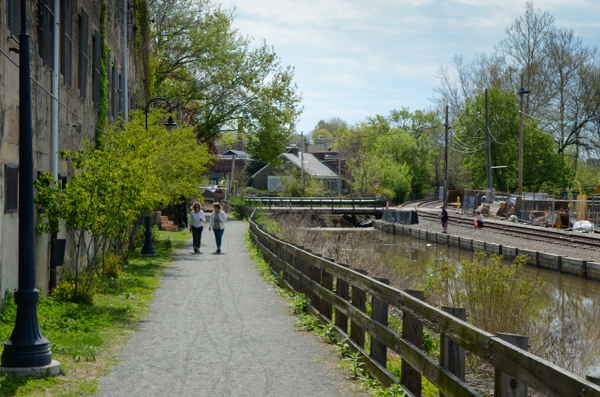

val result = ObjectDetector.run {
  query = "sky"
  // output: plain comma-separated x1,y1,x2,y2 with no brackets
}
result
219,0,600,134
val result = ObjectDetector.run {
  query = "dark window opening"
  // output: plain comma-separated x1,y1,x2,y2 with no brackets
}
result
37,0,55,70
58,174,68,190
61,0,73,87
8,0,21,42
4,164,19,213
79,8,89,99
92,30,101,109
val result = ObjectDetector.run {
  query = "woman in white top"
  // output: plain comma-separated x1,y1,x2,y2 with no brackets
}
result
208,202,227,254
189,202,206,253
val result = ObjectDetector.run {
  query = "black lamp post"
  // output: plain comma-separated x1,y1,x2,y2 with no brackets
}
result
140,98,178,256
0,0,55,370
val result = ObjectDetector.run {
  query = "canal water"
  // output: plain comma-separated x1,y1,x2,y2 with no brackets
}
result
311,226,600,377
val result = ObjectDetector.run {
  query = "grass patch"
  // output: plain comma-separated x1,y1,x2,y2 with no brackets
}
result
0,229,189,396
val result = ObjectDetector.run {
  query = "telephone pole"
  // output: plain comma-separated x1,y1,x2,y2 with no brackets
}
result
444,105,449,207
518,74,530,196
485,89,492,191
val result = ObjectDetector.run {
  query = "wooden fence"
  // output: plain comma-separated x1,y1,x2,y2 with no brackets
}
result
248,210,600,397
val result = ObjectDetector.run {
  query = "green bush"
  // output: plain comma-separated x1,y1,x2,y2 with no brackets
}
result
52,272,95,305
102,253,123,278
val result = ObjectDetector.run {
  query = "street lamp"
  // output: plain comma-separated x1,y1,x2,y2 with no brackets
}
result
141,97,178,256
0,0,60,377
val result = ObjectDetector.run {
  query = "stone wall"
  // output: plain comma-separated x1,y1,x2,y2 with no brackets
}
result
0,0,138,297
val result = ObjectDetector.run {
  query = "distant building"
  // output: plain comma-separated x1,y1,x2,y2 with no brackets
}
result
251,148,340,192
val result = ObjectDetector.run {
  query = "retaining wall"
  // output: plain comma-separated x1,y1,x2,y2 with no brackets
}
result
374,219,600,282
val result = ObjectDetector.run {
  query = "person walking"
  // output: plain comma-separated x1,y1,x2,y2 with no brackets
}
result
189,202,206,253
438,206,449,233
209,202,227,254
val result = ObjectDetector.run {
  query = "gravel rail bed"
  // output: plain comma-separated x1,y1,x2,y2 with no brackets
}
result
414,217,600,263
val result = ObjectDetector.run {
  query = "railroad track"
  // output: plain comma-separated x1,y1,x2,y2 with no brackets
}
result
417,211,600,250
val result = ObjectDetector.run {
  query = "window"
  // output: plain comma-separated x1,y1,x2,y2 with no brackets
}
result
268,176,288,192
92,30,101,109
4,164,18,213
58,174,67,190
106,51,111,120
118,71,123,116
61,0,73,87
79,8,88,99
112,59,118,120
8,0,20,41
38,0,55,70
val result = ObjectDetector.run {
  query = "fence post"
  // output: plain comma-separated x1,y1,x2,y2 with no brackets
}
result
402,289,425,397
440,306,466,397
335,264,351,334
350,269,369,348
495,333,528,397
320,258,335,320
371,277,390,368
309,255,323,309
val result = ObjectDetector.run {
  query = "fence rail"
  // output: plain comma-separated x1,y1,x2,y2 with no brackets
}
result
242,197,385,208
247,209,600,397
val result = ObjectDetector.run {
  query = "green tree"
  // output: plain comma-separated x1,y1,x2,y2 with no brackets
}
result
150,0,302,164
455,88,570,191
35,110,210,294
347,152,412,203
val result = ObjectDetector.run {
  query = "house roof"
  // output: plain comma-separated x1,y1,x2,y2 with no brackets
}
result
221,150,249,158
282,153,337,177
251,152,339,179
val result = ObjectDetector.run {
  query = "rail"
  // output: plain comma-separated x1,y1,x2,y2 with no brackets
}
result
248,209,600,397
242,197,385,209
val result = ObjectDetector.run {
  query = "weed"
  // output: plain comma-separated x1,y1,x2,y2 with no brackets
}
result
335,339,350,358
162,236,174,251
343,352,366,379
289,293,308,315
320,323,336,344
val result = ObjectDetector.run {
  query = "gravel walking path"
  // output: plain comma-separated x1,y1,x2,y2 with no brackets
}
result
98,217,361,397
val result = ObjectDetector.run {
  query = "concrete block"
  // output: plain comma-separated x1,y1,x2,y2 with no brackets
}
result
502,246,518,260
0,360,61,379
459,238,473,251
519,249,538,267
586,262,600,281
437,233,449,246
427,231,437,243
485,243,501,256
538,253,560,271
411,229,420,239
448,236,460,248
472,240,485,252
562,257,586,277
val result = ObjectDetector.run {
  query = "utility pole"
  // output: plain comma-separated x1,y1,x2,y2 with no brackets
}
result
338,136,342,196
518,74,530,196
485,89,492,191
444,105,449,208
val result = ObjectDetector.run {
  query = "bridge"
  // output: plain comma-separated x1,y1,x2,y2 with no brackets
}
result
238,197,386,215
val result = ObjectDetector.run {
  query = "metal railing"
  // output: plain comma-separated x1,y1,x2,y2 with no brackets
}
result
241,197,385,209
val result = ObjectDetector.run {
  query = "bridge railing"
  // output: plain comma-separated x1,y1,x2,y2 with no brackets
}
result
242,197,385,209
248,209,600,397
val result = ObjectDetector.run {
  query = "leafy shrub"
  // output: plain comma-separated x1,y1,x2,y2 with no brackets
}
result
102,253,123,278
162,236,174,251
52,272,95,305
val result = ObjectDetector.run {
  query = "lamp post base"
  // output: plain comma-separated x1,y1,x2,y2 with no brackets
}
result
0,360,61,379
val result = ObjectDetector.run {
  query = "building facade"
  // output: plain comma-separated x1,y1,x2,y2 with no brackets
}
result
0,0,140,298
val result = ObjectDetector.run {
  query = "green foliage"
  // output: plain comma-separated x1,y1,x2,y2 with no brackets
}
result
95,4,109,144
150,0,302,164
455,88,570,191
278,165,327,197
35,110,210,290
288,293,308,315
52,272,96,305
347,152,412,203
423,253,545,334
343,352,366,379
101,253,123,279
162,237,174,251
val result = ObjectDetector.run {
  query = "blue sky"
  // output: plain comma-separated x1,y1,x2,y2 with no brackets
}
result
219,0,600,134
